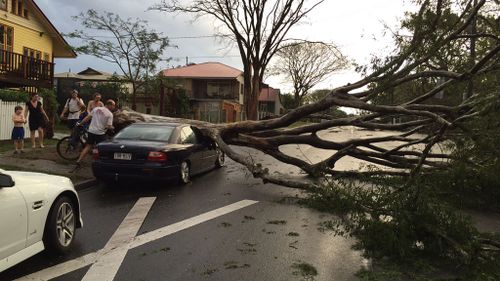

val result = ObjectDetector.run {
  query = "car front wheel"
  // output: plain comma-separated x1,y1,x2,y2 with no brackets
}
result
215,148,225,168
43,196,76,254
179,161,191,184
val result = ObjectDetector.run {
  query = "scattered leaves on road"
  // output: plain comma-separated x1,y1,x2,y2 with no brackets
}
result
267,220,287,225
202,267,218,276
224,261,251,270
292,262,318,279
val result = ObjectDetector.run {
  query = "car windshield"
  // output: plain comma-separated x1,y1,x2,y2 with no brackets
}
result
114,125,175,142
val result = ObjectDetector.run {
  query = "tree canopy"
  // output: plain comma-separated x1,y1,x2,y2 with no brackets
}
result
154,0,324,120
270,42,348,107
67,9,171,110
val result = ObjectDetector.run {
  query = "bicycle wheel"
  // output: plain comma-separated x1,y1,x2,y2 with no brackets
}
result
57,136,83,161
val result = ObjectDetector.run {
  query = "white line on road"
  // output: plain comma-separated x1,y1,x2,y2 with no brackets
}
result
81,197,156,281
130,199,259,249
14,199,258,281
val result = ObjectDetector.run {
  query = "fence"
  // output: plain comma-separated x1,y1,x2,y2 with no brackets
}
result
0,100,31,141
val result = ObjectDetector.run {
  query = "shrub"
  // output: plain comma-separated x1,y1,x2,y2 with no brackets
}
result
0,89,29,102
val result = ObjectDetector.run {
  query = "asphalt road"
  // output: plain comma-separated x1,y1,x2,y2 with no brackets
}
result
1,159,367,281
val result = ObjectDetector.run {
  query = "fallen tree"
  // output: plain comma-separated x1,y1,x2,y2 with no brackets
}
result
115,0,499,190
112,1,500,274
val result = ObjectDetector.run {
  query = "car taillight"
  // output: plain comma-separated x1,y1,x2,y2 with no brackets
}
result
92,148,99,160
147,151,167,162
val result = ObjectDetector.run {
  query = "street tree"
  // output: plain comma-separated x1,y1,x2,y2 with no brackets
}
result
67,10,170,110
270,42,348,107
153,0,325,120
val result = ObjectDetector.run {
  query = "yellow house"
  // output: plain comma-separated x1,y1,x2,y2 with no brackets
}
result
0,0,76,91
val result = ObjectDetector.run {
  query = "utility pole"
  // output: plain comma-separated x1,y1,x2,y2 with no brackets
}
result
185,56,188,66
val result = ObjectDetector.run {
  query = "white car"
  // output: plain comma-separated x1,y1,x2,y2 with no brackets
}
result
0,169,83,273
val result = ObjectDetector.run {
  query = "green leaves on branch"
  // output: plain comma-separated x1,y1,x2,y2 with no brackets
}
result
66,9,172,97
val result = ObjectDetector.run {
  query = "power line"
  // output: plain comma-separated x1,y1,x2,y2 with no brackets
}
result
65,34,226,40
170,55,240,59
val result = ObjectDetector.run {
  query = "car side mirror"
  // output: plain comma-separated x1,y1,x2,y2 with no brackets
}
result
0,174,15,188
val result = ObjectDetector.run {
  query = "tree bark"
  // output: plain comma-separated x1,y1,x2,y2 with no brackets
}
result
246,73,261,120
131,83,137,111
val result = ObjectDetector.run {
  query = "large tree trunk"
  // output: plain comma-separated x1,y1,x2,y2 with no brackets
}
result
243,65,253,121
131,83,137,111
246,75,261,120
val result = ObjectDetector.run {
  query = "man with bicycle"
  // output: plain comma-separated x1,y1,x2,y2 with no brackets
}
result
72,99,116,171
60,89,85,129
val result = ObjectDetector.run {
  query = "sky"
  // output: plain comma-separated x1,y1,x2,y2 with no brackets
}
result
37,0,417,94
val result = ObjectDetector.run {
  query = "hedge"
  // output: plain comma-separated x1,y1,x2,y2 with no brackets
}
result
0,89,29,102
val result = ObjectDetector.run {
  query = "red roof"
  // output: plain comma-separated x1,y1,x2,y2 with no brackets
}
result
259,86,280,102
161,62,243,79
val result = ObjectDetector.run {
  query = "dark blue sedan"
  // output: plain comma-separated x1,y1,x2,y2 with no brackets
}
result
92,123,224,184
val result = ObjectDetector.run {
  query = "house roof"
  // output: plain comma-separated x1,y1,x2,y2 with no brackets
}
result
259,86,280,102
28,0,76,58
54,67,117,81
161,62,243,79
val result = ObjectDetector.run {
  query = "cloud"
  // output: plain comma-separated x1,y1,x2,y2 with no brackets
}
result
36,0,416,91
37,0,241,73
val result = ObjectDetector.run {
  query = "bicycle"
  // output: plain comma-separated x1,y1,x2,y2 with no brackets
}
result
56,125,88,161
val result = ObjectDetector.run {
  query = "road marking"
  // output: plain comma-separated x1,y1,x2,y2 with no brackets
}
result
81,197,156,281
130,199,258,248
14,199,258,281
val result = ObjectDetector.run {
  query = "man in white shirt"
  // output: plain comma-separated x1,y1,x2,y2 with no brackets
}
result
73,99,116,171
60,89,85,129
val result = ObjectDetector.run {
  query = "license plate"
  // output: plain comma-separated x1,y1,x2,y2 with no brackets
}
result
114,152,132,160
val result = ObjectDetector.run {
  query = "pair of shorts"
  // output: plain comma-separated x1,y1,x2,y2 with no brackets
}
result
67,119,79,129
11,127,25,140
87,132,106,145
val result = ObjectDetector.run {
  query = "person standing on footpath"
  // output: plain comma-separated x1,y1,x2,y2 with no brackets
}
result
87,92,104,114
72,99,116,172
60,89,85,130
24,93,49,148
12,105,26,154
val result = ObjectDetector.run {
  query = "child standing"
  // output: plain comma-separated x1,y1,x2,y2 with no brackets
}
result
12,105,26,154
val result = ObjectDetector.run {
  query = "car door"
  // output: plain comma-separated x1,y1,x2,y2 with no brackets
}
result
179,126,204,174
190,127,217,169
0,181,28,260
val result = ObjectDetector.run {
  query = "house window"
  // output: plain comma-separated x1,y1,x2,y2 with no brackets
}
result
0,23,13,63
0,0,7,11
0,24,13,51
207,82,232,98
11,0,28,18
23,47,41,60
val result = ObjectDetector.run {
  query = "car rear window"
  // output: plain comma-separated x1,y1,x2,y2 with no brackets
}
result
114,125,175,142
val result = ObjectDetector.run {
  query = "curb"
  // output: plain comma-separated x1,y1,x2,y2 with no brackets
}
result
74,178,99,191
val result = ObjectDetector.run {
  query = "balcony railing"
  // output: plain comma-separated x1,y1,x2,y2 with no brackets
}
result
0,49,54,88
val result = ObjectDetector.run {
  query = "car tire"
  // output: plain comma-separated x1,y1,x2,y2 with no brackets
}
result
179,161,191,184
43,196,76,254
215,148,225,168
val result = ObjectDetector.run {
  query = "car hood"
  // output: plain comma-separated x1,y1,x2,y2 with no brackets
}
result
2,169,73,191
